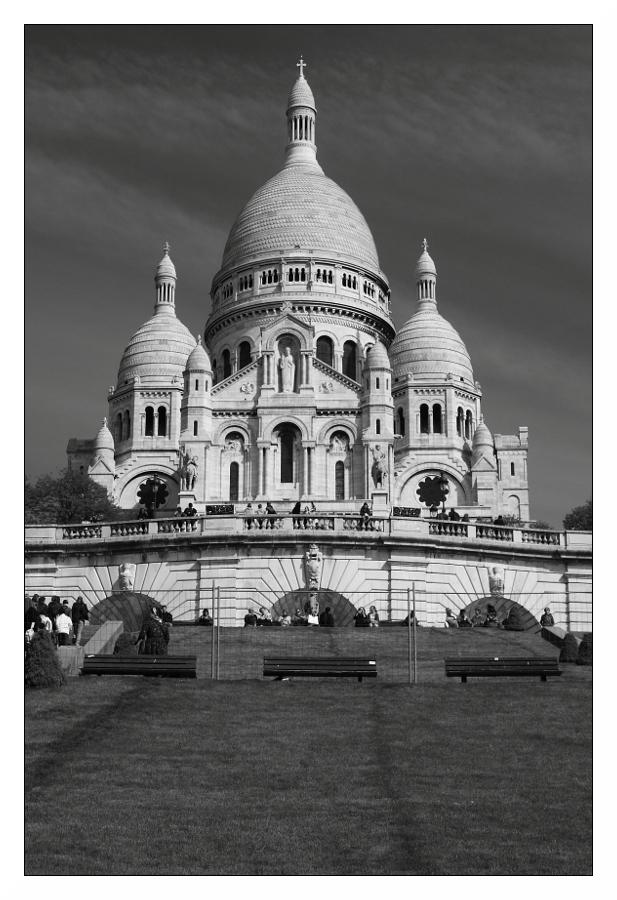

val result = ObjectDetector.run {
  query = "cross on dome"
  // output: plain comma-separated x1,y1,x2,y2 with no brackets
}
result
164,241,171,255
296,56,306,77
422,238,429,253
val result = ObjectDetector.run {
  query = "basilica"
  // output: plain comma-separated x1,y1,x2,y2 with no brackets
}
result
67,64,530,523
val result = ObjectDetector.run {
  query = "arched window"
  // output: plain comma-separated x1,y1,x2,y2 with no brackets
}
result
157,406,167,437
212,359,217,385
316,336,334,367
145,406,154,437
508,495,521,517
433,404,443,434
280,430,294,484
376,419,381,434
397,408,406,437
222,349,231,379
376,378,380,389
465,410,473,440
193,421,198,436
123,410,131,441
195,379,199,391
229,462,239,503
420,404,429,434
456,407,464,437
510,462,516,476
239,341,251,369
115,413,122,443
335,460,345,500
343,341,357,380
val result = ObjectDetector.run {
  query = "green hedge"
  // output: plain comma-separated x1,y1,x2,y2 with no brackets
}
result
559,632,580,663
577,633,593,666
25,632,66,689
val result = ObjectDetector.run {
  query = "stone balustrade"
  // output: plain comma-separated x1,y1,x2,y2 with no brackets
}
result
26,514,567,547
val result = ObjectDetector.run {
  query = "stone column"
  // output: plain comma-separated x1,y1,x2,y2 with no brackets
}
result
334,350,343,373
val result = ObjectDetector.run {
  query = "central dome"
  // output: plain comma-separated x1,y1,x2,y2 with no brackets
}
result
220,163,381,273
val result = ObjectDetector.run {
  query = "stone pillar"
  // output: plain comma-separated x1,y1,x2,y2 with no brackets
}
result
334,350,343,373
302,446,309,496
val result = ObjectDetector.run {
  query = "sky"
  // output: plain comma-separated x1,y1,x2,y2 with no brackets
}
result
24,24,592,528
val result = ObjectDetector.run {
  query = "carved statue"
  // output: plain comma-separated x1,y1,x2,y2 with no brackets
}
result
225,439,242,453
371,444,388,489
278,346,295,392
180,447,198,491
119,563,136,592
330,434,348,452
304,544,323,591
487,565,505,597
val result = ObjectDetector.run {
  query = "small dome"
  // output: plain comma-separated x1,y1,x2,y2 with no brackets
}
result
287,75,315,110
156,246,176,280
185,335,212,372
389,305,474,383
415,247,436,278
472,418,493,449
94,419,115,452
365,341,391,369
117,310,195,383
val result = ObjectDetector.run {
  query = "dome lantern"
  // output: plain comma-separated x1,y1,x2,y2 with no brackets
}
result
154,242,177,315
415,238,437,306
284,57,322,171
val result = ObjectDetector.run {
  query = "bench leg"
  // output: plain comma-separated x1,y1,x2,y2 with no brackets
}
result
541,675,547,682
461,675,467,683
358,676,363,682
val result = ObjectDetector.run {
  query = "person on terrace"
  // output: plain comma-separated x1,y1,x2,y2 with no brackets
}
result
457,610,472,627
354,607,370,627
471,607,484,627
445,608,458,628
368,605,380,627
137,607,170,654
540,606,555,627
198,609,213,625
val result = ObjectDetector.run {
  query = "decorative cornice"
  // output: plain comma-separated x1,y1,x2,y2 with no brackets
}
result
312,357,362,392
211,358,262,395
316,409,361,417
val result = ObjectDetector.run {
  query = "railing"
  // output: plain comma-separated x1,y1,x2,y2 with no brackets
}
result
28,515,569,548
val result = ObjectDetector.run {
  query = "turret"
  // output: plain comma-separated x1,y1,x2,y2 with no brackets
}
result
362,341,394,503
179,336,213,508
415,238,437,305
284,57,323,171
154,242,177,314
87,418,115,492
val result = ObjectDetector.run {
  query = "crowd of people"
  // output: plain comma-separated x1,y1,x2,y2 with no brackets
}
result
243,604,336,627
25,594,90,647
444,604,555,629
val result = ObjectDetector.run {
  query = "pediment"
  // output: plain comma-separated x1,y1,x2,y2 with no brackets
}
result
88,456,115,476
471,453,497,472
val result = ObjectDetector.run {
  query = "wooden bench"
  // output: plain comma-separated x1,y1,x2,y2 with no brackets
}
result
264,657,377,682
81,655,197,678
444,657,562,683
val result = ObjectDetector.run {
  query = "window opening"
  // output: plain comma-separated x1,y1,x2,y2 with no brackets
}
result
145,406,154,437
157,406,167,437
335,460,345,500
433,404,443,434
316,336,334,367
420,404,429,434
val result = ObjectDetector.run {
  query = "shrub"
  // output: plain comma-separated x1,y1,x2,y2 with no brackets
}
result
113,633,138,655
25,632,66,689
503,606,526,631
559,632,580,663
577,633,593,666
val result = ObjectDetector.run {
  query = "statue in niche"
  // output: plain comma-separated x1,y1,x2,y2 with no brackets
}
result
371,444,388,489
487,565,505,597
119,563,136,592
225,438,242,453
330,434,349,452
278,346,296,393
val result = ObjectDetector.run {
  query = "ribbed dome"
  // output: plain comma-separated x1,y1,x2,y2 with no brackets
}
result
185,336,211,372
117,309,195,383
156,249,176,280
288,76,315,110
415,248,436,277
390,305,474,383
220,165,381,272
472,418,493,449
94,418,114,452
365,341,391,369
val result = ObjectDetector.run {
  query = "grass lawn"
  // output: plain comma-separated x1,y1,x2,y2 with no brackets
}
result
25,664,591,875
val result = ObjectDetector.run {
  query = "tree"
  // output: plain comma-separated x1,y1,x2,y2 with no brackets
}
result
563,499,592,531
25,468,125,525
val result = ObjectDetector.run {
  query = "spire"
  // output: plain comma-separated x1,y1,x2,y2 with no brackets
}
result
154,242,177,316
284,58,322,171
415,238,437,307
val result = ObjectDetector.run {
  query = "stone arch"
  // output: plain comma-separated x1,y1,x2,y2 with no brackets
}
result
212,420,253,446
116,465,180,513
317,419,358,445
461,596,540,631
271,589,359,627
262,415,310,443
89,591,162,634
265,326,309,352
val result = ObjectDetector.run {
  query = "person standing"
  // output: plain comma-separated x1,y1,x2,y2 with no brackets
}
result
71,597,89,647
368,606,380,627
137,608,170,655
55,607,73,646
319,607,334,626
